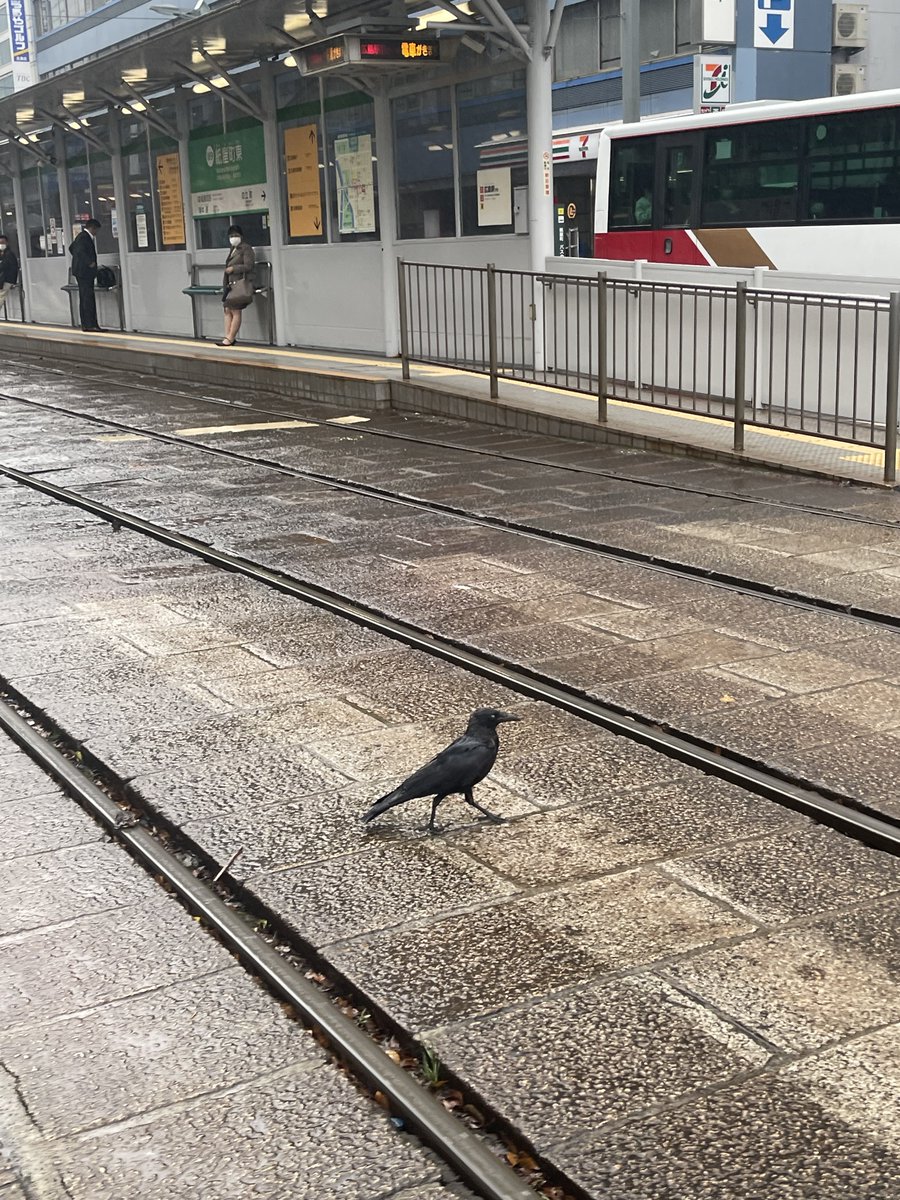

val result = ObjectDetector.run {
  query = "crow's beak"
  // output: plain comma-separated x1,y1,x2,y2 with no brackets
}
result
497,712,521,723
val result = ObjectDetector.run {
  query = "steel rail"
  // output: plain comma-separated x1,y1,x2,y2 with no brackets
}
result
0,391,897,631
3,461,899,856
4,365,900,528
0,695,539,1200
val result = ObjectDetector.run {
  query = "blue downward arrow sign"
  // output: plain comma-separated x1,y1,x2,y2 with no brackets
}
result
760,12,788,42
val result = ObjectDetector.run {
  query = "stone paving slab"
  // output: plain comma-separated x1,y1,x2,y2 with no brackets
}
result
4,402,900,1196
0,732,467,1200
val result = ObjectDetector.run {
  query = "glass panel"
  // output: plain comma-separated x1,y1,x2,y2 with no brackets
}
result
806,109,899,222
22,171,45,258
663,143,693,226
701,120,800,225
89,152,117,253
641,0,675,60
0,167,18,255
600,0,621,68
609,137,657,228
122,126,157,253
394,86,455,240
40,165,64,257
325,80,378,242
457,71,526,237
554,1,600,83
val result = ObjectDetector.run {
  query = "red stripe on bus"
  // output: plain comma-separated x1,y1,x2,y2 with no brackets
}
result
593,230,710,265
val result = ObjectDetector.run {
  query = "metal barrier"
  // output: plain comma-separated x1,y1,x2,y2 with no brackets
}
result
398,260,900,484
183,260,275,346
0,283,25,323
62,266,126,331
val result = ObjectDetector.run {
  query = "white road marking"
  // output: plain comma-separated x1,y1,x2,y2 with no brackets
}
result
95,433,149,442
326,415,371,425
173,420,317,435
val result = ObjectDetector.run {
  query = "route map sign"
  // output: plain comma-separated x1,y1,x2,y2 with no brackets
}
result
334,134,376,234
754,0,794,49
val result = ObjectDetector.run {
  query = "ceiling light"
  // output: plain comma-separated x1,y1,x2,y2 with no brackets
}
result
283,53,297,67
121,106,133,115
68,120,80,130
283,13,310,34
63,91,85,105
122,68,148,84
210,75,228,88
192,83,211,94
28,133,39,142
131,101,147,112
16,108,34,123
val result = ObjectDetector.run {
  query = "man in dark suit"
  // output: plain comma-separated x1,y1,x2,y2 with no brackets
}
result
69,218,102,332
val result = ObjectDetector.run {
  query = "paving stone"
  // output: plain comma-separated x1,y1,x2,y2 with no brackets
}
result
555,1069,900,1200
428,975,767,1147
0,755,59,805
719,647,881,693
784,678,900,734
0,841,147,936
684,696,862,758
0,895,226,1029
1,789,103,861
449,777,792,887
772,731,900,818
0,617,145,678
494,733,695,810
598,665,785,722
665,825,900,923
329,869,753,1031
1,966,323,1137
58,1064,440,1200
665,896,900,1052
252,840,518,946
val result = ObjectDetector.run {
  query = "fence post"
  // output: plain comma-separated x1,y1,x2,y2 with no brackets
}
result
597,271,608,424
885,291,900,484
397,258,410,380
487,262,499,399
733,281,747,454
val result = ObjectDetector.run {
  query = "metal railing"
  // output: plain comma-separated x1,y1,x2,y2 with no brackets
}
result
0,283,25,323
398,260,900,484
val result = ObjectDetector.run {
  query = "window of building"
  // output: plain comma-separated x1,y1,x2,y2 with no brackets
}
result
457,71,527,237
554,1,600,82
608,137,657,228
805,109,900,221
394,86,455,240
600,0,621,68
702,120,800,226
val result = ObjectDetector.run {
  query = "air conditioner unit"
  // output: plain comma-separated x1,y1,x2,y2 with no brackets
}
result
833,64,866,95
833,3,868,49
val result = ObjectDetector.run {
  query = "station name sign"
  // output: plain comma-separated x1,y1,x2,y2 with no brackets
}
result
298,34,439,75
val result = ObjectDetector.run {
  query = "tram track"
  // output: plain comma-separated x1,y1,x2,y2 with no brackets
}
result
10,354,900,529
2,460,899,858
0,688,546,1200
1,388,899,632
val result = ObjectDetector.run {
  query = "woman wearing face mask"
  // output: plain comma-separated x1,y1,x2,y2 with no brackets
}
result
220,225,255,346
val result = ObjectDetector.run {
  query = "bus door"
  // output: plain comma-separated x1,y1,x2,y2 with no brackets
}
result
654,135,701,261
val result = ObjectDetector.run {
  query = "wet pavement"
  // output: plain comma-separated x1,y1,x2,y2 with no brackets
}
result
0,730,475,1200
2,464,900,1196
3,365,900,820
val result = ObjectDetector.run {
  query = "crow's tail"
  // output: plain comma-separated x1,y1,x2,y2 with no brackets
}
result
361,788,406,824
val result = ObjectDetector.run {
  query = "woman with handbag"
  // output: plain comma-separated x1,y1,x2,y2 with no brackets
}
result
220,225,255,346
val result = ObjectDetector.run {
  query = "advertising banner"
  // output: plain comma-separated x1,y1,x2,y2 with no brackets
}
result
189,127,268,217
7,0,38,90
284,124,323,238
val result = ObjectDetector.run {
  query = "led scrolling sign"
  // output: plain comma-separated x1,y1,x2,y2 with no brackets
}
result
298,35,440,75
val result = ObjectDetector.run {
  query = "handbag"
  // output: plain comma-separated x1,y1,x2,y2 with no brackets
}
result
225,275,254,309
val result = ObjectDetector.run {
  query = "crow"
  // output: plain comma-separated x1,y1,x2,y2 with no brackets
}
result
361,707,521,834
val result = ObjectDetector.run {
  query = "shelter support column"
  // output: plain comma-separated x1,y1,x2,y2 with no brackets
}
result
259,61,289,347
10,149,31,322
373,85,399,359
107,112,135,330
175,90,198,262
526,0,554,372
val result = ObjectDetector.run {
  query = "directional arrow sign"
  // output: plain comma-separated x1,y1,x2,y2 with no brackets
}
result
755,0,794,49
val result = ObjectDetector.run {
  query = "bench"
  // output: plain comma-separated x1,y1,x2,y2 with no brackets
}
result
181,260,274,345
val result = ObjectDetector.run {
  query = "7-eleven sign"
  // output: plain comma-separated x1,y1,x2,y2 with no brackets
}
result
694,54,733,113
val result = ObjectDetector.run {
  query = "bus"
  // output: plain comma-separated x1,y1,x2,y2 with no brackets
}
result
594,89,900,276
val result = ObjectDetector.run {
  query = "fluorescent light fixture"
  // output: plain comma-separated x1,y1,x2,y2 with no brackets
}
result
131,101,147,111
63,91,85,105
28,133,39,142
283,53,297,67
122,68,148,83
210,75,228,88
16,108,34,123
192,83,211,93
68,120,80,130
283,13,310,33
121,106,133,115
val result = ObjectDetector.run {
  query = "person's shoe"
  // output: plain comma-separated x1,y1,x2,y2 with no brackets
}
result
82,326,105,332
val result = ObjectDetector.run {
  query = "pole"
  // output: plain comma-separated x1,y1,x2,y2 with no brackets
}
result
733,281,747,454
526,0,554,372
621,0,641,124
397,257,410,380
884,291,900,484
597,271,608,423
487,262,499,399
373,85,401,358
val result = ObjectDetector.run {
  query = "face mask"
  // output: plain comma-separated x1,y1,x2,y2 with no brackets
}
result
229,236,241,247
0,245,6,252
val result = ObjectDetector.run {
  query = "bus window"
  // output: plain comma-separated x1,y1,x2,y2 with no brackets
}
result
609,138,656,228
663,143,694,227
805,109,900,222
701,119,801,226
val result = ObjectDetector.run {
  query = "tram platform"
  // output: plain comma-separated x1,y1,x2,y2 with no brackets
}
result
0,321,891,489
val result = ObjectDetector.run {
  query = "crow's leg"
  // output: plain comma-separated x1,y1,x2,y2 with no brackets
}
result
427,794,448,835
463,788,504,824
